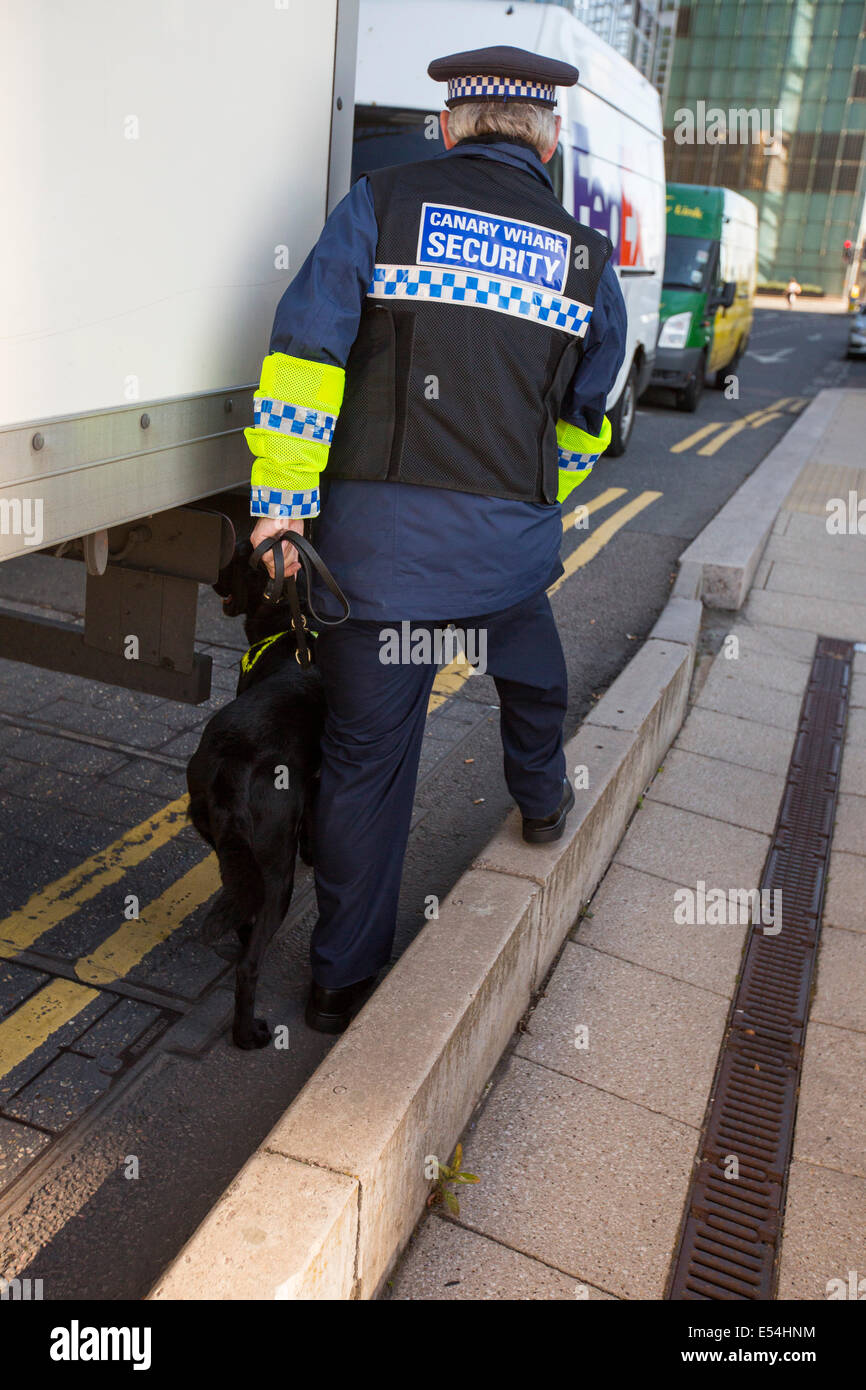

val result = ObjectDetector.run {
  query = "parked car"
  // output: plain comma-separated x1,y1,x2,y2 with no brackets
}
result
848,302,866,358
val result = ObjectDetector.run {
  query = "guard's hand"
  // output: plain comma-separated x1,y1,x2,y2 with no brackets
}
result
249,516,304,579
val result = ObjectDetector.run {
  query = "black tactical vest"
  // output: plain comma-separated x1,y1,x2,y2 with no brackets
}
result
326,147,612,505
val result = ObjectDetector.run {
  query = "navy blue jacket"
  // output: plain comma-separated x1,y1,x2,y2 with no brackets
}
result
256,139,627,621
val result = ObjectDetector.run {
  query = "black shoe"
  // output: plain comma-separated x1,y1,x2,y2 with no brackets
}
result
522,778,575,844
305,976,377,1034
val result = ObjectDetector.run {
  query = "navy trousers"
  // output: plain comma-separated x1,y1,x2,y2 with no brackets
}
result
310,585,568,987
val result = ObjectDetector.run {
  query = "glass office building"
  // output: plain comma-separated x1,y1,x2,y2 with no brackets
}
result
663,1,866,295
580,1,681,107
517,0,681,106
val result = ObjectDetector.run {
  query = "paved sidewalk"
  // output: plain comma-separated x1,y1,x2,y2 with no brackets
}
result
387,390,866,1301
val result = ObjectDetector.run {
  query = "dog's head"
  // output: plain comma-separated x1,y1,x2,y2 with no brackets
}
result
214,538,263,619
214,537,311,649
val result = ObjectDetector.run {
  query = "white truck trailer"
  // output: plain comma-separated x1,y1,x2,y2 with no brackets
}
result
0,0,359,701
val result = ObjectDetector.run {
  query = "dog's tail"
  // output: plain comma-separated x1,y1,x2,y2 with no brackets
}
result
187,789,215,848
200,828,265,943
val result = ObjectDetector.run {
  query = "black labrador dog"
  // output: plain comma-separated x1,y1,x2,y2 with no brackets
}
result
187,539,326,1049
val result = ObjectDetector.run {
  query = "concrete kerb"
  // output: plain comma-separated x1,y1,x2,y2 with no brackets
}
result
476,635,698,982
678,389,844,609
148,604,699,1301
150,1153,359,1301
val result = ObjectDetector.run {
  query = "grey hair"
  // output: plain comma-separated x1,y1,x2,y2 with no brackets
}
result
445,100,557,157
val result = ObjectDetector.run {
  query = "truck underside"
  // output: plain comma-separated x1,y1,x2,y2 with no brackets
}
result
0,389,257,703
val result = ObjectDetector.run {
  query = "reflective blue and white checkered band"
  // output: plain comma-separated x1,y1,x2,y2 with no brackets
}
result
448,75,556,104
557,448,598,472
250,486,320,519
253,397,336,444
368,265,592,337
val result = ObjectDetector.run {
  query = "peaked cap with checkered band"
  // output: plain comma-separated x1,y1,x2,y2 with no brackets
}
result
428,45,578,109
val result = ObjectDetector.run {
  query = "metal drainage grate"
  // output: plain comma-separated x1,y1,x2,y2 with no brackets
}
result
668,636,854,1300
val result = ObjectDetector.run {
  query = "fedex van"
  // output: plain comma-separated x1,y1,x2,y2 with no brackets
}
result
352,0,665,456
651,184,759,411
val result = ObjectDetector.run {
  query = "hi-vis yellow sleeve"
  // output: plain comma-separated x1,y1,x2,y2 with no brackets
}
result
555,414,612,504
246,353,345,517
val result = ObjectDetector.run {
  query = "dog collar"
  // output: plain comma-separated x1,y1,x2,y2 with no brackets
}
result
240,627,319,677
240,630,287,676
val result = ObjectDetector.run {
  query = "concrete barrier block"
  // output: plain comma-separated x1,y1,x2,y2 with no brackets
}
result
150,1152,359,1301
677,391,848,611
475,726,637,981
476,640,693,983
539,656,689,979
586,639,693,740
264,868,542,1298
671,561,703,601
649,596,702,649
474,725,634,884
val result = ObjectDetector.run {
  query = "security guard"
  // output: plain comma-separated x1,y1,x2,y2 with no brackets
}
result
247,46,628,1032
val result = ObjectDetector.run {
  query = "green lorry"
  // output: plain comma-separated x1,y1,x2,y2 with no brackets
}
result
651,184,759,412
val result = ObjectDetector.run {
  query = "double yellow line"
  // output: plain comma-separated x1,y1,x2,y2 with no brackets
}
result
549,486,662,594
671,397,805,457
0,801,220,1079
0,483,661,1082
428,485,662,709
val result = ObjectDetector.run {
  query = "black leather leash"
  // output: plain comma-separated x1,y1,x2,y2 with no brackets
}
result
248,530,351,669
